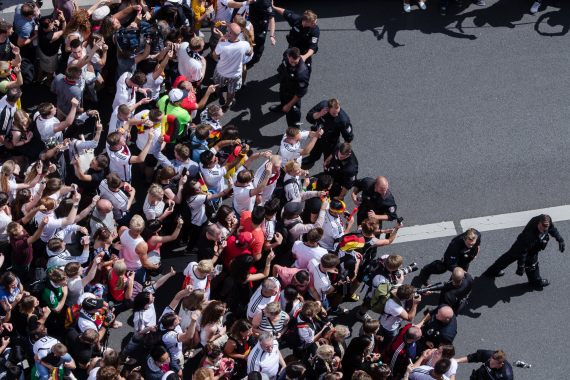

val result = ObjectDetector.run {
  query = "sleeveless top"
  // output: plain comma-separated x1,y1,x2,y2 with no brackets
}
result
258,311,287,337
120,229,145,271
200,319,223,346
108,271,127,301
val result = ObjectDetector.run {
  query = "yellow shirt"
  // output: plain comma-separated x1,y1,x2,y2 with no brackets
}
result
192,0,206,30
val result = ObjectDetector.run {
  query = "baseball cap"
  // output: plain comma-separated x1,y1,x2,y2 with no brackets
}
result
92,6,110,21
168,89,188,102
339,235,365,251
237,231,254,246
284,202,303,216
82,297,103,311
329,200,346,213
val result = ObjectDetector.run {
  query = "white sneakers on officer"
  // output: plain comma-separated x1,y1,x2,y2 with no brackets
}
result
530,1,541,13
418,0,427,9
404,1,411,11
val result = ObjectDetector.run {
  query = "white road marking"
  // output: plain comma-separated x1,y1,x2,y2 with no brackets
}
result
392,221,457,244
459,205,570,232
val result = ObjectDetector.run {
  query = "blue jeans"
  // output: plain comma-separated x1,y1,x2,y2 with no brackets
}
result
116,211,132,228
321,296,329,310
134,266,147,284
36,353,73,380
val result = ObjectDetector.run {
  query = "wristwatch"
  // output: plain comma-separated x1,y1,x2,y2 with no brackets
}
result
73,204,79,208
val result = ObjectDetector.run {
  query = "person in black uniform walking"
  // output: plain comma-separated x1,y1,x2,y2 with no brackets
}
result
483,214,564,287
269,47,309,126
322,142,358,201
247,0,275,65
272,5,319,73
456,350,514,380
438,267,473,315
351,176,397,228
417,228,481,285
302,99,354,169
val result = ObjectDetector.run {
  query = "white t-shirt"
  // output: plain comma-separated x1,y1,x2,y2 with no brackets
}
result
143,194,165,220
293,241,327,270
0,210,10,242
283,173,301,202
112,72,137,110
200,151,227,194
426,356,458,378
247,340,280,380
187,194,208,226
280,131,309,168
36,115,63,141
183,262,211,300
160,306,183,358
214,40,251,78
253,160,278,206
134,110,161,151
98,180,129,220
320,209,344,251
77,310,101,332
263,217,275,242
86,45,103,71
238,21,254,64
380,298,405,331
133,286,156,333
106,143,132,182
307,259,330,302
33,336,59,359
410,366,450,380
246,277,281,320
177,42,204,82
108,106,129,138
34,212,63,243
232,172,255,216
213,0,233,22
143,72,164,101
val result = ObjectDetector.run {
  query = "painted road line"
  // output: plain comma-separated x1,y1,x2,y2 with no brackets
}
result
460,205,570,232
392,221,457,244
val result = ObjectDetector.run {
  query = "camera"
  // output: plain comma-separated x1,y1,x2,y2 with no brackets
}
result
394,263,418,278
396,216,404,224
335,269,350,284
414,282,445,298
240,138,253,149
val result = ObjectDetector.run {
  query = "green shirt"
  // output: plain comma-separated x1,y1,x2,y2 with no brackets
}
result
41,282,63,310
158,95,190,143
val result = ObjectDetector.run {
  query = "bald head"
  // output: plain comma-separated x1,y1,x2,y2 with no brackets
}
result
177,80,192,92
407,326,422,341
451,267,465,284
229,23,241,39
96,199,113,215
375,176,389,195
270,155,282,173
437,306,454,322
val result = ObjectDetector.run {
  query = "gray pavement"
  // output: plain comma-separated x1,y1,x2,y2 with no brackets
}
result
16,0,570,379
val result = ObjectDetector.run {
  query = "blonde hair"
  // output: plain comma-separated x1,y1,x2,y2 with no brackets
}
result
284,160,300,174
193,368,210,380
197,259,213,274
181,289,205,312
233,15,255,46
13,109,31,133
52,343,68,356
331,325,350,339
147,183,164,198
270,155,282,167
113,260,127,290
311,344,334,364
264,301,282,315
0,160,15,193
129,215,145,233
41,178,63,197
25,161,41,184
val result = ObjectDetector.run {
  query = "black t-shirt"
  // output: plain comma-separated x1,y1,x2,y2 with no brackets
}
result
0,38,12,61
196,227,216,262
12,306,39,337
66,329,93,367
439,272,474,310
421,306,457,346
79,167,109,197
467,350,514,380
301,196,322,224
42,352,65,368
39,29,62,57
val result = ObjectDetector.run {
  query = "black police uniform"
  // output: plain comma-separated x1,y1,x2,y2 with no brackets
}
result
282,9,319,73
466,350,514,380
302,100,354,168
418,305,457,353
484,214,564,286
354,177,397,228
323,143,358,199
273,48,309,126
438,271,473,315
419,230,481,284
247,0,274,63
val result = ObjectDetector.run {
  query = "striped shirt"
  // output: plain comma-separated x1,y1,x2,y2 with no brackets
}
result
143,195,165,220
254,161,278,206
258,311,287,338
200,157,227,194
279,130,309,168
99,180,129,220
0,96,16,146
106,142,132,182
247,277,281,320
283,173,301,202
263,216,276,242
247,339,280,379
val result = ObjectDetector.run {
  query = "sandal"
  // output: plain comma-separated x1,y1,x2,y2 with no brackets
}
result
184,349,194,359
111,321,123,328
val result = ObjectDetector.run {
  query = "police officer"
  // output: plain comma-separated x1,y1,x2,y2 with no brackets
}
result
418,228,481,285
456,350,514,380
269,48,309,126
438,267,473,315
351,176,397,229
247,0,276,65
484,214,564,287
302,99,354,169
322,142,358,201
416,305,457,353
272,5,319,73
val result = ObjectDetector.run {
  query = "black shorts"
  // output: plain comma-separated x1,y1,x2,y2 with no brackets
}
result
356,263,367,282
129,144,158,167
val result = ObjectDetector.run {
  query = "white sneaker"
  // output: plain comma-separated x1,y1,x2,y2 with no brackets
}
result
530,1,541,13
404,1,411,11
418,1,427,9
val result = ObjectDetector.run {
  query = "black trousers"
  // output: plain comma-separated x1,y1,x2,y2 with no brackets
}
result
486,249,542,284
251,18,269,60
421,260,470,278
303,140,335,166
279,90,302,126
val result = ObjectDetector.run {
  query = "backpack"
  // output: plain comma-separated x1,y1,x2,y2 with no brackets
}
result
63,303,83,331
29,267,47,298
370,282,400,314
273,178,299,207
18,114,46,161
272,219,301,267
114,21,161,55
144,328,173,350
284,309,315,350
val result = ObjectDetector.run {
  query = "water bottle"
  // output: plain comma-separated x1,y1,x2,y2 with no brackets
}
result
515,361,531,369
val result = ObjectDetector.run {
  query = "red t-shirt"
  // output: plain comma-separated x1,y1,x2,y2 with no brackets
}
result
10,230,32,267
224,236,255,271
239,211,265,257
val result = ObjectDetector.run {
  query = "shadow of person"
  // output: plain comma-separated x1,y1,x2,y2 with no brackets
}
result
453,0,527,32
460,275,542,319
534,6,570,36
354,0,477,48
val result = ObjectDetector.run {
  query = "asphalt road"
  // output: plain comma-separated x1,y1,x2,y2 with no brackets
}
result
17,0,570,379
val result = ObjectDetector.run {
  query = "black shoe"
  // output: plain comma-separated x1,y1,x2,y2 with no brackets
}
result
440,5,447,14
269,105,284,113
485,269,505,277
328,307,349,316
531,279,550,287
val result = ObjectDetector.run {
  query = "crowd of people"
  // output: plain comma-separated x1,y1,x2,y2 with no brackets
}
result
0,0,545,379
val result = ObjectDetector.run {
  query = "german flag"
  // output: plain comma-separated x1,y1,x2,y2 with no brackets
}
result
198,173,208,193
